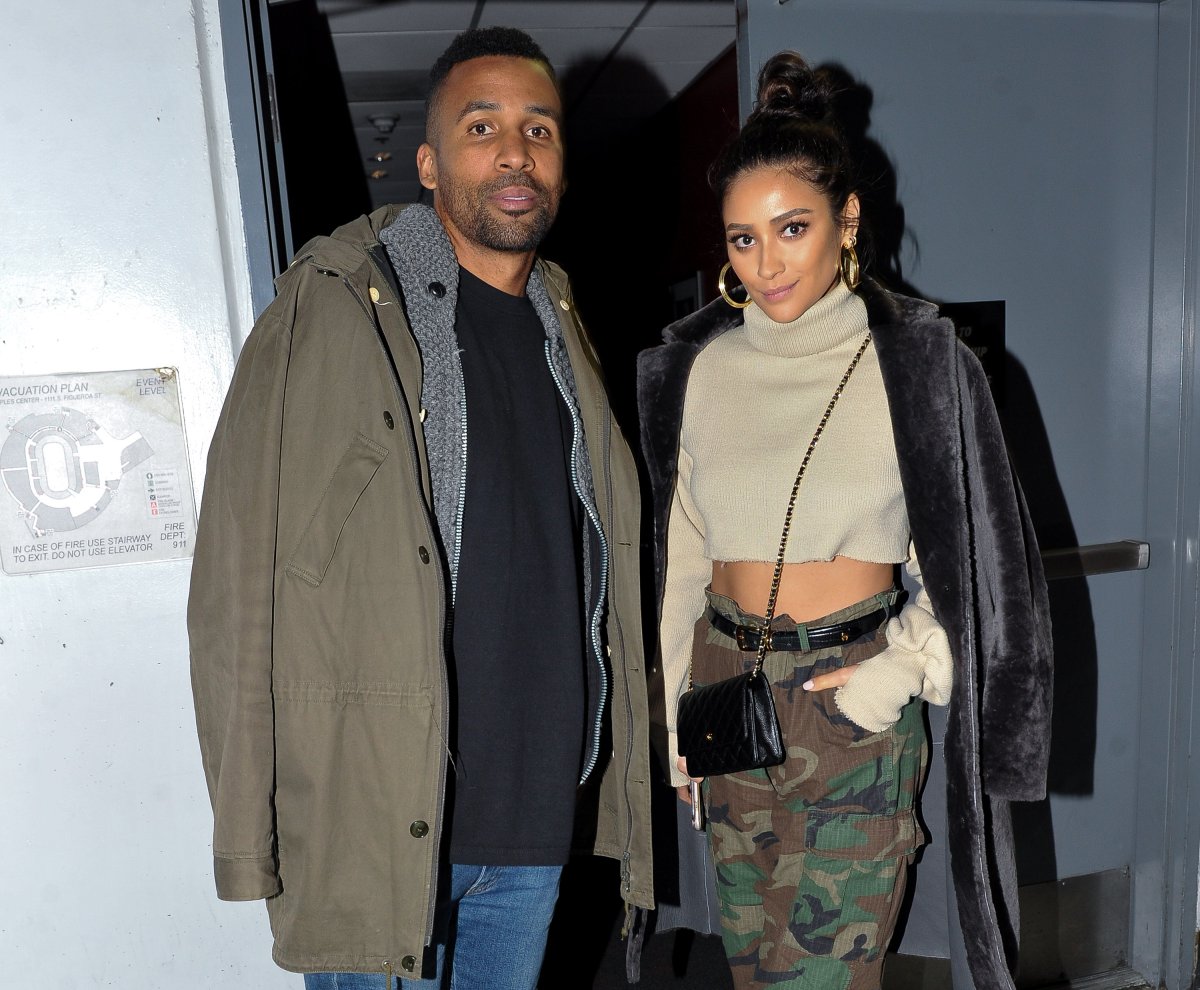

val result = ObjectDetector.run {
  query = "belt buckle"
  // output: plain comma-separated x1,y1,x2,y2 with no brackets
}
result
735,625,771,651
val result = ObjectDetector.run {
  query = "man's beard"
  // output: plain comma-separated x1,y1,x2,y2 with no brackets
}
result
438,173,560,252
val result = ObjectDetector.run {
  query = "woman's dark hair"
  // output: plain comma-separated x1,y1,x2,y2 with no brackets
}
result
710,52,858,228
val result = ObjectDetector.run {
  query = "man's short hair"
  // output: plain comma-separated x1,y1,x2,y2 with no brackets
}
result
425,27,558,141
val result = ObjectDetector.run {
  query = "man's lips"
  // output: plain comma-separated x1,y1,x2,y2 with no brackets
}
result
491,186,538,211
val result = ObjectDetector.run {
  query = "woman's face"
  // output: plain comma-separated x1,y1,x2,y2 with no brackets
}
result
722,167,858,324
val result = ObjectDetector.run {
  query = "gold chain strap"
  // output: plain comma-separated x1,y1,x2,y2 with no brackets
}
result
684,332,873,691
751,332,873,678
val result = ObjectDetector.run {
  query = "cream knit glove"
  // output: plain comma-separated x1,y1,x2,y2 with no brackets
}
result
834,543,953,732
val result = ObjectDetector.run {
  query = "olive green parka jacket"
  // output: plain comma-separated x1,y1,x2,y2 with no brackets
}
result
188,204,653,977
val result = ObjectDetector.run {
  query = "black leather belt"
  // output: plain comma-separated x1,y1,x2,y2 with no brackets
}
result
705,599,903,652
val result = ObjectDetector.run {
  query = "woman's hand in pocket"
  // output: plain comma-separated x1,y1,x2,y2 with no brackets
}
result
802,661,862,693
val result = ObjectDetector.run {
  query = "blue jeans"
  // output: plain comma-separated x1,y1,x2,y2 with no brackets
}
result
303,863,563,990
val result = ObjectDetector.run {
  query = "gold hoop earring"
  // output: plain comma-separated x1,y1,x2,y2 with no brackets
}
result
718,262,752,309
839,240,860,291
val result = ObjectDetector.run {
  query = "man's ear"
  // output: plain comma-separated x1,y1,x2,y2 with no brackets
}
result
417,143,437,191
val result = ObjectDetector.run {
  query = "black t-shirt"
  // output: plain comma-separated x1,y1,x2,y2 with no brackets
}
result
445,267,586,865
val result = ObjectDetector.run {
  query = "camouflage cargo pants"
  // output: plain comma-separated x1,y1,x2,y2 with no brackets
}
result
693,589,929,990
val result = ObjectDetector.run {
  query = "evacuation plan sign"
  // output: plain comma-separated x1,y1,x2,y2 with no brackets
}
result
0,369,196,575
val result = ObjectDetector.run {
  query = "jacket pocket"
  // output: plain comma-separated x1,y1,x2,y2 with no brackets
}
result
285,433,388,587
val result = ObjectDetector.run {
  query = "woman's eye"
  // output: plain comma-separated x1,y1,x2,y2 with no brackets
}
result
729,234,754,249
783,222,807,237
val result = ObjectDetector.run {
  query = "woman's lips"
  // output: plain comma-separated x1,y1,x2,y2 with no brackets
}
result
760,280,797,301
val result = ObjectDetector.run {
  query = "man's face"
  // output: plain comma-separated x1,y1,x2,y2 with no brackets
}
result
418,55,565,254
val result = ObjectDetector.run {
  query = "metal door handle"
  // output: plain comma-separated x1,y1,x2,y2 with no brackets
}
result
1041,540,1150,580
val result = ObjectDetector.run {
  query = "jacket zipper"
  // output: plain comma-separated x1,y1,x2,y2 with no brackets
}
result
450,373,468,604
602,409,637,897
349,256,450,950
543,339,609,784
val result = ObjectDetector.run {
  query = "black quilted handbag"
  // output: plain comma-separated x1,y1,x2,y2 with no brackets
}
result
676,665,784,778
674,333,872,778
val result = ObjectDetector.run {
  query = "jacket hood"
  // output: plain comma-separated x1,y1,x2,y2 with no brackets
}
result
334,203,404,248
281,204,406,279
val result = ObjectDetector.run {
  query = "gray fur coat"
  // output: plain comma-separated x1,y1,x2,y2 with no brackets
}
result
636,278,1052,990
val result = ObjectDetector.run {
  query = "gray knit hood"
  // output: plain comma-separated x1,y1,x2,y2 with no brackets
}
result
377,203,600,597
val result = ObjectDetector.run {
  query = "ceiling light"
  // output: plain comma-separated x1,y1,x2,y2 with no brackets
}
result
368,114,398,134
370,151,392,163
369,168,389,180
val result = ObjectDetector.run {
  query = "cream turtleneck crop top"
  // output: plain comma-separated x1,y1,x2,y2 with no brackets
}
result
661,282,952,787
682,280,908,565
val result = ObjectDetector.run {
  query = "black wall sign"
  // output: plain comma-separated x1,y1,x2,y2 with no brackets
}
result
938,300,1006,407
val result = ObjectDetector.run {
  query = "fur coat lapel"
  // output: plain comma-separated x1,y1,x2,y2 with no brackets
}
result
636,278,1052,990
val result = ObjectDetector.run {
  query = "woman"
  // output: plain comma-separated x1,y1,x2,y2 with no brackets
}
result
638,53,1052,990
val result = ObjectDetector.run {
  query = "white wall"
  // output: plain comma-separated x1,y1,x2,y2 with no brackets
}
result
0,1,291,985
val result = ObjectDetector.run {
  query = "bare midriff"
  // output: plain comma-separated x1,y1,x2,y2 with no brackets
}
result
710,556,896,623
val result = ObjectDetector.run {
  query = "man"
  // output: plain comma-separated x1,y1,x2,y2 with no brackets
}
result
188,27,653,989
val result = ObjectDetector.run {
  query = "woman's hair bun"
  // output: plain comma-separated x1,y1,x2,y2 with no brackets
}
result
754,51,832,123
708,48,856,227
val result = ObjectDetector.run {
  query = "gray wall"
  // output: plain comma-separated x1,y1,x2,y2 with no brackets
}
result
739,0,1200,986
742,0,1155,881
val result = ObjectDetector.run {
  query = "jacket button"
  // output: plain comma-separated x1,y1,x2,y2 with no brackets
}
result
410,820,429,838
418,546,430,564
369,286,380,303
383,411,394,429
428,281,446,298
559,299,570,311
401,955,417,972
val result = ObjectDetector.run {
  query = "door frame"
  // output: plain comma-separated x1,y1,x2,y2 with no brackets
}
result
1136,2,1200,987
215,0,293,324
